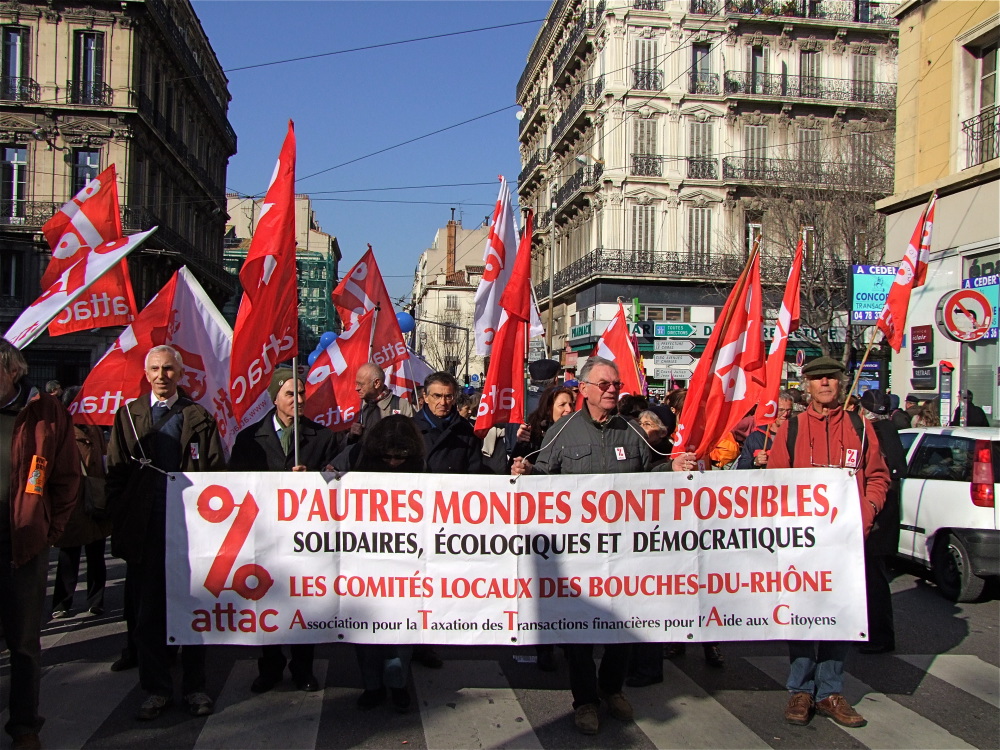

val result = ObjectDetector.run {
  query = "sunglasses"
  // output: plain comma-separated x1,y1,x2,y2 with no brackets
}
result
584,380,624,392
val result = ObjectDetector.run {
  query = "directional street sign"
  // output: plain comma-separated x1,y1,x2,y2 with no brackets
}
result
663,339,695,352
653,354,695,366
654,323,696,337
670,368,694,379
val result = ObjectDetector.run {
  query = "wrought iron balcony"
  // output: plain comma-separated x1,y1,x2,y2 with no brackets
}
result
723,0,897,24
552,76,605,143
724,71,895,107
535,209,553,232
0,76,40,103
689,0,719,12
633,0,664,10
633,68,663,91
67,80,114,106
690,72,720,95
552,1,605,80
534,278,550,301
0,200,61,227
722,155,893,191
553,163,603,209
519,148,551,186
963,105,999,169
687,158,719,179
518,90,546,134
631,154,664,177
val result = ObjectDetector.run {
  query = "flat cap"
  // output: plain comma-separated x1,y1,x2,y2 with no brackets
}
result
268,367,296,402
859,389,889,415
905,394,920,404
801,356,846,378
528,358,559,380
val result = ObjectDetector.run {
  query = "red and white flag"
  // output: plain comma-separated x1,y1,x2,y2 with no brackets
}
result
332,246,408,370
593,302,646,398
756,238,803,424
474,209,535,436
473,177,543,356
4,228,156,350
673,250,765,461
876,194,937,352
305,308,376,431
230,121,298,423
41,165,138,336
386,347,435,402
67,267,265,454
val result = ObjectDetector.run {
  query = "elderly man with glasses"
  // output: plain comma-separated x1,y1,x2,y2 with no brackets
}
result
511,356,695,735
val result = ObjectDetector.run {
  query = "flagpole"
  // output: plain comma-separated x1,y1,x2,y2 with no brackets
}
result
291,355,300,468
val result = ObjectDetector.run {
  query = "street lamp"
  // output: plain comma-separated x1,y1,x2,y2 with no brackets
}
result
414,317,470,384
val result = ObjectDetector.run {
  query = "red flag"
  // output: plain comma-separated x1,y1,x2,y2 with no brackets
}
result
474,209,535,436
41,165,138,335
673,250,765,460
756,238,803,424
305,308,376,431
332,247,408,369
593,302,645,398
876,194,936,352
230,122,298,422
385,347,435,402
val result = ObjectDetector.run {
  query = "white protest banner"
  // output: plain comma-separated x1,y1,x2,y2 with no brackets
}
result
166,468,867,646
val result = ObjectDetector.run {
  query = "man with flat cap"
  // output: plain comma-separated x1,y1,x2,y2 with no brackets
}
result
229,368,342,693
766,356,889,729
526,358,560,415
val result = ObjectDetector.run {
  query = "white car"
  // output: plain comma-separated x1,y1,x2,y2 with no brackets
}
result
897,426,999,601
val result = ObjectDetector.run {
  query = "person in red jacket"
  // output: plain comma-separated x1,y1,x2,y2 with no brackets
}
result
766,356,889,730
0,339,81,750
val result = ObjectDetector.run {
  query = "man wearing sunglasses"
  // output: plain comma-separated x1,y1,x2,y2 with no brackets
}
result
765,356,889,730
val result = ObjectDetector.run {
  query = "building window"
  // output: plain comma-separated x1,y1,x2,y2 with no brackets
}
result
688,206,712,260
442,325,458,343
645,305,686,322
745,124,768,178
979,41,997,112
72,31,105,104
72,149,100,195
1,144,28,222
0,251,18,296
851,51,875,102
633,38,660,90
964,41,999,168
631,204,656,253
1,26,32,102
688,120,715,178
748,44,768,93
691,43,714,93
745,214,762,253
446,294,459,310
799,50,820,97
632,118,660,176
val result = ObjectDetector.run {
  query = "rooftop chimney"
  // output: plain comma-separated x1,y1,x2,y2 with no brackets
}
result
446,207,457,278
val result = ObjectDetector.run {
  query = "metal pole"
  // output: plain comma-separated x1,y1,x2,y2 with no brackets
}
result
464,326,470,384
291,355,300,468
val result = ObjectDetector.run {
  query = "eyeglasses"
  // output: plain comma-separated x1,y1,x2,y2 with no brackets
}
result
777,407,793,415
426,392,456,402
584,380,624,392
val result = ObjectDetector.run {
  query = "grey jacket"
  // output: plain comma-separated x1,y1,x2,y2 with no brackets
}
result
532,410,652,475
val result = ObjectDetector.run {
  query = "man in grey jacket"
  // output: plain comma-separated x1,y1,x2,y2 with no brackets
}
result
511,356,694,735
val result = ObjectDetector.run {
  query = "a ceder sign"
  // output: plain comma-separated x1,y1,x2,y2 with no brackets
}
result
166,469,867,646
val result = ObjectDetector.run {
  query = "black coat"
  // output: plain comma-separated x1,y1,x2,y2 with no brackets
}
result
229,410,343,473
868,419,907,556
414,409,486,474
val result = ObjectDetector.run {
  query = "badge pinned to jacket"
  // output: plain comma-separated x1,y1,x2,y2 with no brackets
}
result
25,455,47,495
615,446,626,461
190,442,200,461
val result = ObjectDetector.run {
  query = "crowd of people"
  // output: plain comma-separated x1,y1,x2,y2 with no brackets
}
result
0,338,948,748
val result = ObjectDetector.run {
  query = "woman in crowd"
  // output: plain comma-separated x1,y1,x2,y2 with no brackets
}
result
911,400,941,427
637,410,672,468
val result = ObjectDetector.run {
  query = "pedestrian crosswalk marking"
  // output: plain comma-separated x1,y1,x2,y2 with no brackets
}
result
745,655,977,749
413,658,543,750
193,659,328,749
33,661,136,750
898,655,999,709
631,660,771,749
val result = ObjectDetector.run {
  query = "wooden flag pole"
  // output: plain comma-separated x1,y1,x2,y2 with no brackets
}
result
291,355,300,468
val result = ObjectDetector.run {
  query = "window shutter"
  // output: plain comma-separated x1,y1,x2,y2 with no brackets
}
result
689,120,712,158
94,33,104,84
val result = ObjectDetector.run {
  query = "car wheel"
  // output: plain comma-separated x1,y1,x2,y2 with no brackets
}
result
932,533,987,602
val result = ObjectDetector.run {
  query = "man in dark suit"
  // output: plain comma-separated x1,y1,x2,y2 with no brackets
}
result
229,368,342,693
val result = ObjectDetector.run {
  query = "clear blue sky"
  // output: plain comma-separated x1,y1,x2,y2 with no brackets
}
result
193,0,551,304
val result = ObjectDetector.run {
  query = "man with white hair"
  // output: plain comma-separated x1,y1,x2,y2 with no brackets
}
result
349,361,414,442
106,345,225,722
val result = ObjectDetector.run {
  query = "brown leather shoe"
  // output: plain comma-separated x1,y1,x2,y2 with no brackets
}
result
784,692,814,725
816,694,866,727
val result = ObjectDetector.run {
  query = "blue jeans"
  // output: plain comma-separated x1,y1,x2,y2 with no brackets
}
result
786,641,850,701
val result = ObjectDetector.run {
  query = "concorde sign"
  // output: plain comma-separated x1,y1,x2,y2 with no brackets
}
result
653,354,695,366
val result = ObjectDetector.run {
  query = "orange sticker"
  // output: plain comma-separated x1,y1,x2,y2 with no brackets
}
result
25,455,47,495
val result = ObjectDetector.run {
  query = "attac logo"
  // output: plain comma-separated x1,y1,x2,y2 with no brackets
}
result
197,484,273,601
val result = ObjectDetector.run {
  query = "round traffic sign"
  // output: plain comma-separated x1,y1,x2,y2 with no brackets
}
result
794,349,805,367
936,288,993,342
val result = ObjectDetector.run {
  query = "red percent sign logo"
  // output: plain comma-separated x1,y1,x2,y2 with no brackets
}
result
197,485,274,601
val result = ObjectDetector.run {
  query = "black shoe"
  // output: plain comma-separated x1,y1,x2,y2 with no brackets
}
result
357,687,386,711
412,645,443,669
703,644,725,667
625,673,663,688
51,608,71,619
859,643,895,654
294,674,321,692
111,651,137,672
390,687,411,713
664,643,686,659
250,674,281,693
89,605,105,615
536,650,557,672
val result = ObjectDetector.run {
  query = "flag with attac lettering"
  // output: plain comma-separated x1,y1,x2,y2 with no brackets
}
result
593,302,646,398
673,250,765,461
41,165,138,336
230,122,298,423
305,308,376,431
385,348,435,402
756,238,803,424
876,194,936,352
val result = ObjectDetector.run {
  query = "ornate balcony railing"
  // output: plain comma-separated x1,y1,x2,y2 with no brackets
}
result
553,163,604,208
552,1,605,80
519,90,545,134
688,157,719,179
689,0,719,12
518,0,572,98
535,209,553,232
724,71,895,106
634,0,664,10
633,68,663,91
723,0,897,24
0,76,40,103
0,200,62,227
519,148,551,185
963,105,999,169
722,155,893,191
67,80,114,106
690,72,720,95
534,278,550,301
553,76,605,142
632,154,664,177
